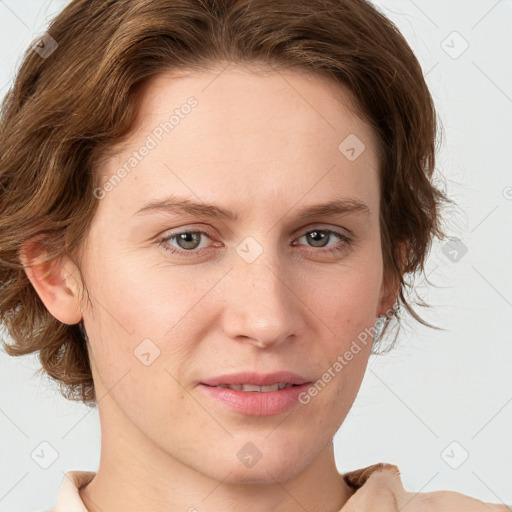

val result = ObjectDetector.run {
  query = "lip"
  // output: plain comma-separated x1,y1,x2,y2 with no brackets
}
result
198,382,313,416
199,371,311,387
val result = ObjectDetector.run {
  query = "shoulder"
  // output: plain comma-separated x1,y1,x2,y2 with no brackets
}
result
410,490,510,511
341,462,510,511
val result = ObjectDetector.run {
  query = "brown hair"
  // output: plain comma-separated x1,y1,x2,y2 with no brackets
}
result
0,0,453,407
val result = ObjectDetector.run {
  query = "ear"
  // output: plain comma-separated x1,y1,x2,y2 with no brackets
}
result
19,237,83,325
377,241,407,317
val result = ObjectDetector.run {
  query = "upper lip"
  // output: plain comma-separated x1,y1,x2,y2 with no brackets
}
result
200,371,312,387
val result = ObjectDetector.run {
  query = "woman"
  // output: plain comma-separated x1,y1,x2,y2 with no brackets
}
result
0,0,508,510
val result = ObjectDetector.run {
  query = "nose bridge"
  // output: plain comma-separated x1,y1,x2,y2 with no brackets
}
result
221,234,304,348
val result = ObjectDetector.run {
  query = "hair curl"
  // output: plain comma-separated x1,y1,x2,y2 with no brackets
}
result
0,0,453,406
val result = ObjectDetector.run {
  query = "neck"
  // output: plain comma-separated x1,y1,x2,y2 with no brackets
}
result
79,405,355,512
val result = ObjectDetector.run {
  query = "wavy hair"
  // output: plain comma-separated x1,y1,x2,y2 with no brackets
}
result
0,0,453,406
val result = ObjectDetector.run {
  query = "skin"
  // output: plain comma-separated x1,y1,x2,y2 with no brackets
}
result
21,63,404,512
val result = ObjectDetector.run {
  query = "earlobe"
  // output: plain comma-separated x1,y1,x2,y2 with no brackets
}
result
19,239,83,325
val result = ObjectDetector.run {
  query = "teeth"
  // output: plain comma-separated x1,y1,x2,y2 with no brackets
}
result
214,383,294,392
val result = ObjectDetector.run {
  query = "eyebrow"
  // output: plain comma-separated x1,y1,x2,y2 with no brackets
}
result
132,194,371,221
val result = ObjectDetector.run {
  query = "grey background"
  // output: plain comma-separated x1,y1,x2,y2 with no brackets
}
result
1,0,511,510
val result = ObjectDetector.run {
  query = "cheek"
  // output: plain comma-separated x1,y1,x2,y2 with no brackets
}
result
82,249,179,338
300,256,382,384
84,300,191,434
305,256,383,326
80,250,207,399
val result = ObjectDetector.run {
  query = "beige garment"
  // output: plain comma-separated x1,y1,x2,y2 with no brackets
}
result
46,463,510,511
49,470,95,512
341,462,510,511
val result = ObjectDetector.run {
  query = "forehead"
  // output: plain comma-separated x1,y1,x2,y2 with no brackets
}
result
94,64,380,219
137,63,372,136
102,63,377,158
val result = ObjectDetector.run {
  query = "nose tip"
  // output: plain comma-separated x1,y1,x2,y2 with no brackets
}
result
234,330,294,350
221,261,305,349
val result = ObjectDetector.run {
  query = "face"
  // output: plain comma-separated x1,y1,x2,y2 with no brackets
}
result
47,64,396,483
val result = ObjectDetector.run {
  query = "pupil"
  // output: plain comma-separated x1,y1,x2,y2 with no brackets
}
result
307,230,328,247
178,232,200,250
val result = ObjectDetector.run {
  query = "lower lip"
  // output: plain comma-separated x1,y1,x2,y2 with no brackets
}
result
198,383,312,416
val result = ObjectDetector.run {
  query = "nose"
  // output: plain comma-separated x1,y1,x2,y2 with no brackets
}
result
220,249,307,349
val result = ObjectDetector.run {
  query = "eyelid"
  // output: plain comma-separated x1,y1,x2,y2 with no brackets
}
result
295,223,355,239
160,223,353,242
159,223,354,257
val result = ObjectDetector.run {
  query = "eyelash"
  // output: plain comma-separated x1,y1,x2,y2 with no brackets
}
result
159,227,353,256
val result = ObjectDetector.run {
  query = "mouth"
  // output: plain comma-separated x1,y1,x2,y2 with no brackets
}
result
202,383,302,392
198,381,313,416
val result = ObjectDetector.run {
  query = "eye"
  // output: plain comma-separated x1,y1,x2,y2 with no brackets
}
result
159,226,353,257
293,228,352,254
159,229,215,255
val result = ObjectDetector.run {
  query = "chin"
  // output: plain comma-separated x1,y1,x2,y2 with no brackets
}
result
219,462,306,485
187,438,311,484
